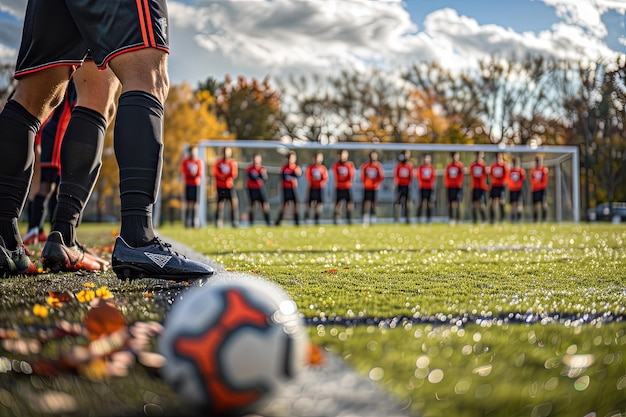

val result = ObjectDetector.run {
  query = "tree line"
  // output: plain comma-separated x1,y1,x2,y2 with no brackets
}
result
0,53,624,220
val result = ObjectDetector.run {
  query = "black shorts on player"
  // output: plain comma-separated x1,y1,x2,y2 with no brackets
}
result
335,188,352,203
217,187,236,202
490,186,505,200
363,189,377,203
532,190,546,204
282,188,298,203
248,188,267,204
307,188,323,204
396,185,409,203
509,190,522,204
420,188,434,202
185,185,199,203
472,189,486,204
447,187,462,203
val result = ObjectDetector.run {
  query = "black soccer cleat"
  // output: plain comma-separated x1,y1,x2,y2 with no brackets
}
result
111,236,214,281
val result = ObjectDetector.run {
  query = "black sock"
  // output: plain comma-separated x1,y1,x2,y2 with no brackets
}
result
264,211,270,225
114,92,163,246
54,106,106,244
499,204,505,222
0,100,40,248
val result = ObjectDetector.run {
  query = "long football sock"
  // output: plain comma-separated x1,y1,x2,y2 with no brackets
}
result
114,92,163,247
0,100,40,249
54,106,106,244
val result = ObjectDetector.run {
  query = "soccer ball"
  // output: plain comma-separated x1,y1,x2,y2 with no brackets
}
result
158,275,309,415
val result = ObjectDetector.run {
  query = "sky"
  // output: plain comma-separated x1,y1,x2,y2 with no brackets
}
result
1,0,626,87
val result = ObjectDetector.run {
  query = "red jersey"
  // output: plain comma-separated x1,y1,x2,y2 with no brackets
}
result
245,164,267,190
444,161,464,189
213,158,238,189
361,162,384,190
489,162,508,187
508,167,526,192
469,161,489,191
333,161,355,190
417,164,436,190
181,157,203,186
281,163,301,189
530,166,549,191
306,164,328,189
394,162,413,187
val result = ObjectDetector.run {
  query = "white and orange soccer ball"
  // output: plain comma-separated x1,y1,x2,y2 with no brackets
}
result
158,275,309,415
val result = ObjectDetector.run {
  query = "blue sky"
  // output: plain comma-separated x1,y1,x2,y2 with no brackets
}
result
1,0,625,85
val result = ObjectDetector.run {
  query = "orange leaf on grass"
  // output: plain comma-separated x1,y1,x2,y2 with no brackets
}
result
84,299,125,341
48,290,74,304
323,269,339,274
308,342,325,365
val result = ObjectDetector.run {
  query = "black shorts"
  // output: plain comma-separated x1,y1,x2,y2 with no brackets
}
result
335,189,352,203
490,186,505,200
420,188,434,202
40,167,60,184
472,189,486,203
532,190,546,204
185,185,199,203
248,188,266,204
447,187,462,203
217,187,236,202
395,185,409,203
282,188,297,203
15,0,169,77
363,189,377,202
509,190,522,204
307,188,323,204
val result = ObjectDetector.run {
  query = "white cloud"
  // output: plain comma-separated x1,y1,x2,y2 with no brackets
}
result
541,0,626,38
0,0,623,85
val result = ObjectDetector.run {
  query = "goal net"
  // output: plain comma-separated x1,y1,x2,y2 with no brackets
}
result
195,140,580,226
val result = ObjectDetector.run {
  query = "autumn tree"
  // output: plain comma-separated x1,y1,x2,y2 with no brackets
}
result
200,75,281,140
403,62,486,143
160,82,232,222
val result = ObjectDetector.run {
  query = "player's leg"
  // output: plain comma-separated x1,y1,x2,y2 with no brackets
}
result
103,41,212,278
230,191,239,227
0,67,71,275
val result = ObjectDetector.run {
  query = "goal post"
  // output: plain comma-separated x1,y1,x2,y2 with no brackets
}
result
196,140,580,226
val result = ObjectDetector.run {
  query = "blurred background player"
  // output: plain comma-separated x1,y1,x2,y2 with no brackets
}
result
393,150,413,224
444,151,464,224
332,149,355,224
304,152,328,225
360,151,384,225
469,151,489,224
508,156,526,223
213,146,239,228
488,152,508,224
275,151,302,226
417,154,436,223
23,79,77,245
180,145,202,228
245,153,271,226
530,155,549,222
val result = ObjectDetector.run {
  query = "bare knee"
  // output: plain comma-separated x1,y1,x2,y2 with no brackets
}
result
109,49,169,103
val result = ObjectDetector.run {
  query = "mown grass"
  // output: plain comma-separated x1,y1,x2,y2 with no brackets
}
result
162,222,626,417
0,222,624,417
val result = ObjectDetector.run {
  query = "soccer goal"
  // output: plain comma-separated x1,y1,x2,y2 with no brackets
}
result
195,140,580,226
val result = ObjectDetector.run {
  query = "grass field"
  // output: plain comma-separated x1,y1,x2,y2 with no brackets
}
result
1,222,625,417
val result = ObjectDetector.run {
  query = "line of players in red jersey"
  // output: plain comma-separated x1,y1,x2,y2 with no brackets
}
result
197,147,550,227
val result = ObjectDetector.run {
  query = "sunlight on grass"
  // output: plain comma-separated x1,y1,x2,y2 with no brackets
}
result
161,222,626,416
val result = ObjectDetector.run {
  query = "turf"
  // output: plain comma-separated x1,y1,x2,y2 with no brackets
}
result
0,222,624,417
162,222,626,417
